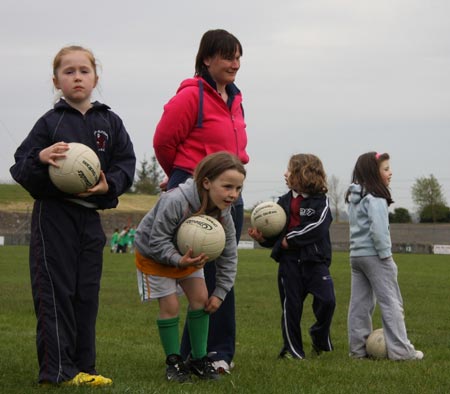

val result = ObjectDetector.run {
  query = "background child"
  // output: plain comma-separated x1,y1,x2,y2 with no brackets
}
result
134,152,246,382
117,225,130,253
248,153,335,360
9,45,136,386
127,224,136,253
345,151,423,360
111,228,120,253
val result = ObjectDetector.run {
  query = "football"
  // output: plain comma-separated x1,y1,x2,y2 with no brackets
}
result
176,214,226,260
250,201,287,238
49,142,101,194
366,328,387,359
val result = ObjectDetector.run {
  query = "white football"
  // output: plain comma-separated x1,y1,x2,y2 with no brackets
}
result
366,328,387,359
176,214,226,260
251,201,287,238
49,142,101,194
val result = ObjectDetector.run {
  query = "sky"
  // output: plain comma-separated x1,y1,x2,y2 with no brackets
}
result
1,0,449,213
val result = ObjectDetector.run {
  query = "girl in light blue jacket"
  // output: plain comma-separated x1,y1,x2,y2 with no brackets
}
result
345,152,423,360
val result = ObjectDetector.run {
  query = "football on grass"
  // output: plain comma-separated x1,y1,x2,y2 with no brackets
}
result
366,328,387,359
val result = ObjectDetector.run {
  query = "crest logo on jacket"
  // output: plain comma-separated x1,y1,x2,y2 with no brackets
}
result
94,130,108,152
300,207,315,216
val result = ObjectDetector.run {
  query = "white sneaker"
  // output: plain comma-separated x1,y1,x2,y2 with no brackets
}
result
207,352,235,374
412,350,424,360
211,360,231,374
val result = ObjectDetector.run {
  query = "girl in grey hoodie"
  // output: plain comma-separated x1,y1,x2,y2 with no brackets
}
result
134,152,245,382
345,151,423,360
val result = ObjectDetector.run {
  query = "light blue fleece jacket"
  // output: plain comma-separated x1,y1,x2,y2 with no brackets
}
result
347,183,392,259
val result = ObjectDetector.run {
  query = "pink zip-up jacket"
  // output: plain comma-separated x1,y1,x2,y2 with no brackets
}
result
153,76,249,176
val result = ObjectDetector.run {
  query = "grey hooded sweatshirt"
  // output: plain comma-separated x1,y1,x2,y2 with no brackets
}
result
347,183,392,259
134,178,237,301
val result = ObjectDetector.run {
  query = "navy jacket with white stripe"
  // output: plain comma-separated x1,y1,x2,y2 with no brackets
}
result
260,191,332,266
10,99,135,210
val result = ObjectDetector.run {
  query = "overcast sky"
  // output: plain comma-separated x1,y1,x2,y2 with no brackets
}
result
1,0,449,212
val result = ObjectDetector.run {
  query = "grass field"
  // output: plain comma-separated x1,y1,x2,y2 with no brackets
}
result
0,183,158,213
1,247,450,393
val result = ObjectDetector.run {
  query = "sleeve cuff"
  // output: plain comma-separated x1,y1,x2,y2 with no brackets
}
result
212,286,228,301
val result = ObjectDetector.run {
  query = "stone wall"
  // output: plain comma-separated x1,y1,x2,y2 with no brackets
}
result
1,211,450,253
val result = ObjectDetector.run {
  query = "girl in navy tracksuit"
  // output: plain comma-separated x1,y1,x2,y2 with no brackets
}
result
9,45,136,386
249,153,336,359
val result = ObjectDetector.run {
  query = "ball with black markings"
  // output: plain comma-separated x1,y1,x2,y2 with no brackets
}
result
49,142,100,194
251,201,287,238
176,214,226,261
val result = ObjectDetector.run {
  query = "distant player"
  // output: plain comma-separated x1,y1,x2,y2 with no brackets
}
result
110,228,120,253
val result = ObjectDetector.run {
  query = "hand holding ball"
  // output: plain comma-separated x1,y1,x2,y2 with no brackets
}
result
49,142,101,194
251,201,287,238
177,215,226,261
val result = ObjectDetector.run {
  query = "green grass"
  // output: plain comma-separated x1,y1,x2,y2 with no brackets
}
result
0,183,33,204
0,183,158,212
1,247,450,393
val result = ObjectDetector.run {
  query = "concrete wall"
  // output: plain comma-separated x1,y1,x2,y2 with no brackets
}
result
1,211,450,253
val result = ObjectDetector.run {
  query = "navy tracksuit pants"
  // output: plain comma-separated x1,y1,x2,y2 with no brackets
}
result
278,254,336,359
29,199,106,383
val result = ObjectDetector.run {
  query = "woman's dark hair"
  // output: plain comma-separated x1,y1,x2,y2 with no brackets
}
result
195,29,243,76
345,151,393,205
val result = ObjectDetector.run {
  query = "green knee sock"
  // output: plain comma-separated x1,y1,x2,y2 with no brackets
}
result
187,308,209,360
157,316,180,356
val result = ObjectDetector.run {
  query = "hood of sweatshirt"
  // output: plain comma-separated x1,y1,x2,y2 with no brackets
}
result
348,183,363,204
177,76,241,97
177,77,199,92
177,178,201,212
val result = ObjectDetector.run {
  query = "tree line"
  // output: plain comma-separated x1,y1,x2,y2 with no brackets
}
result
132,157,450,223
328,174,450,223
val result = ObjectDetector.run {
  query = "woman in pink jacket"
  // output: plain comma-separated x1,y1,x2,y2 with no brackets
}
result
153,29,249,374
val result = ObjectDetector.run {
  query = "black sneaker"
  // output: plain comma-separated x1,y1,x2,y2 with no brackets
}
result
166,354,191,383
187,355,221,380
311,343,322,356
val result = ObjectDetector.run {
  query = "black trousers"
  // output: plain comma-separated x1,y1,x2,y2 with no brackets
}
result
29,199,106,383
278,255,336,358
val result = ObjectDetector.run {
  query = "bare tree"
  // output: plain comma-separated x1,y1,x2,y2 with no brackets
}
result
328,174,344,223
